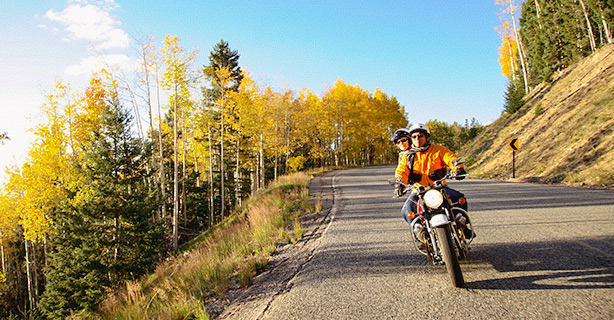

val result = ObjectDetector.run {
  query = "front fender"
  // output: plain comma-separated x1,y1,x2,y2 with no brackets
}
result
430,213,449,227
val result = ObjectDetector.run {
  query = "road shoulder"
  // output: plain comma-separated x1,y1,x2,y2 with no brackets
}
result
211,171,337,319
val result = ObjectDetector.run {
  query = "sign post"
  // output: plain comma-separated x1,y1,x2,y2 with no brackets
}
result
509,138,519,178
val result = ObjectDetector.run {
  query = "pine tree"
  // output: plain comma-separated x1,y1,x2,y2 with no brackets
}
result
203,40,243,98
504,73,526,114
202,40,243,220
39,91,164,319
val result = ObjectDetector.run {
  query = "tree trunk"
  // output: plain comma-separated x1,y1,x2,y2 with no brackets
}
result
0,230,4,272
534,0,543,29
181,117,187,226
579,0,597,52
260,133,264,190
142,42,159,218
507,39,517,81
511,14,530,93
157,66,166,221
235,136,240,207
144,50,156,173
25,239,36,310
191,137,200,187
274,151,278,181
173,85,179,250
43,232,48,268
208,128,214,227
600,8,613,43
220,103,225,219
31,242,39,307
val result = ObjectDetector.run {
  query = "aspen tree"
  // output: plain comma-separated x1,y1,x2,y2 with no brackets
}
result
579,0,597,52
497,21,519,79
141,37,169,220
160,35,197,249
497,0,530,93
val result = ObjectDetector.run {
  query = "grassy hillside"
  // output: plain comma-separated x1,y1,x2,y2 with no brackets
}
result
461,44,614,188
92,172,315,319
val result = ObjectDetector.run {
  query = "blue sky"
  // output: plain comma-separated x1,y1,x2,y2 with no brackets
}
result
0,0,508,182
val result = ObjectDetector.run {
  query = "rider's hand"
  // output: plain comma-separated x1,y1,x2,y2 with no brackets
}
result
394,185,405,198
428,168,447,181
394,178,405,197
455,167,466,180
408,173,422,184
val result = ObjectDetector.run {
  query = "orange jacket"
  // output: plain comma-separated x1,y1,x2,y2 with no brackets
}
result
395,144,462,187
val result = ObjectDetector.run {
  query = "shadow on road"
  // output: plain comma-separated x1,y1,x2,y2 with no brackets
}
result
323,166,614,291
466,236,614,290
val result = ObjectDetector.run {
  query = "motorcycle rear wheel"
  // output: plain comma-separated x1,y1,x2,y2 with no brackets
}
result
436,225,465,288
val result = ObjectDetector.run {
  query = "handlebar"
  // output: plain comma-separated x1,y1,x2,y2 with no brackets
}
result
390,172,469,197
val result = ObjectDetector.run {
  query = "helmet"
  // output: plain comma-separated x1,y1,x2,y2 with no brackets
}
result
392,128,411,143
408,123,430,136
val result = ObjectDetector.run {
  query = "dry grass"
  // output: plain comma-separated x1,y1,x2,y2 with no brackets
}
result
95,172,313,319
461,44,614,188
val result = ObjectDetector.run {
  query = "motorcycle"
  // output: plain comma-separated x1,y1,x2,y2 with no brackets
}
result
390,159,474,288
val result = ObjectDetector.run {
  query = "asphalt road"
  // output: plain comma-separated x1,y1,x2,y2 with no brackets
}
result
259,165,614,319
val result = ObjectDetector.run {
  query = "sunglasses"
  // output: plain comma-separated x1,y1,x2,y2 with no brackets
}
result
397,138,409,144
411,134,425,139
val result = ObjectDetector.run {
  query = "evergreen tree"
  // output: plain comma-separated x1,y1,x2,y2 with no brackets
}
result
203,40,243,102
519,0,613,85
201,40,244,220
504,72,526,114
39,92,164,319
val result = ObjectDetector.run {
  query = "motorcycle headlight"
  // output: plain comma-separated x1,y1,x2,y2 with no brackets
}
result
424,189,444,209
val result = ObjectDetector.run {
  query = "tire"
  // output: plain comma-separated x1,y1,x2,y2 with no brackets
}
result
436,225,465,288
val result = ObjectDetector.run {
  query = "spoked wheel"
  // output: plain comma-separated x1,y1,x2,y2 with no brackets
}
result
436,225,465,288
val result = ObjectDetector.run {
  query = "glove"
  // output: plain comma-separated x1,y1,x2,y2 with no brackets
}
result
394,185,405,198
428,168,447,181
394,178,405,198
408,173,422,184
455,167,466,180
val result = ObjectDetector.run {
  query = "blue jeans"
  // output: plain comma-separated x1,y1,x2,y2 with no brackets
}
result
401,187,466,228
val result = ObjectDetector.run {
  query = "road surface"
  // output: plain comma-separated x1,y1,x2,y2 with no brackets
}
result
225,165,614,319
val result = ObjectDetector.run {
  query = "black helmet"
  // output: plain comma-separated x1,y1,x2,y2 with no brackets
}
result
392,128,411,143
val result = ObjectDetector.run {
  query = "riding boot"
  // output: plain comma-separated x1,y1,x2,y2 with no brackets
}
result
455,213,474,239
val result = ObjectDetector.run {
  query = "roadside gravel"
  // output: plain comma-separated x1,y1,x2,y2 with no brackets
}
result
208,171,338,319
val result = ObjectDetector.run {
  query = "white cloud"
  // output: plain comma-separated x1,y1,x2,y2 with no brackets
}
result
44,0,129,50
65,54,137,75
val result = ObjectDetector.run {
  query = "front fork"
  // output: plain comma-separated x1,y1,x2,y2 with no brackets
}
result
410,212,447,264
411,207,468,264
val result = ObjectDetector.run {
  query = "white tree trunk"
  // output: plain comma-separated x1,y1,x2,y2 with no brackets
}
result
220,104,225,219
260,133,264,190
208,129,214,227
0,230,5,273
511,13,530,93
579,0,597,52
600,8,613,43
24,239,36,310
173,85,179,249
235,136,240,207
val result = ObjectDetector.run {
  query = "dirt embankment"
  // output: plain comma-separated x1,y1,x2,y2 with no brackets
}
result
461,44,614,189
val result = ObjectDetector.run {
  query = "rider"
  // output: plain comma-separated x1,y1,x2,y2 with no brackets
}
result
392,123,472,242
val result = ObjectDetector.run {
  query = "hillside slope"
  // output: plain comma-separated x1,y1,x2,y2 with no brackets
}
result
461,44,614,188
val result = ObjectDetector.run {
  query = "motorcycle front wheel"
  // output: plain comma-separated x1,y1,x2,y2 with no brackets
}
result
436,225,465,288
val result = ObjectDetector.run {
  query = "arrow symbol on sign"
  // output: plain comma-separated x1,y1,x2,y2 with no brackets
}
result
509,138,519,151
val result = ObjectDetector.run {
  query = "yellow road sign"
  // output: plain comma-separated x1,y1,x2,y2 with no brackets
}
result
509,138,519,151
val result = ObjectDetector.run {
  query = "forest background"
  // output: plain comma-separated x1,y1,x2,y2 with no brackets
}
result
1,0,613,318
